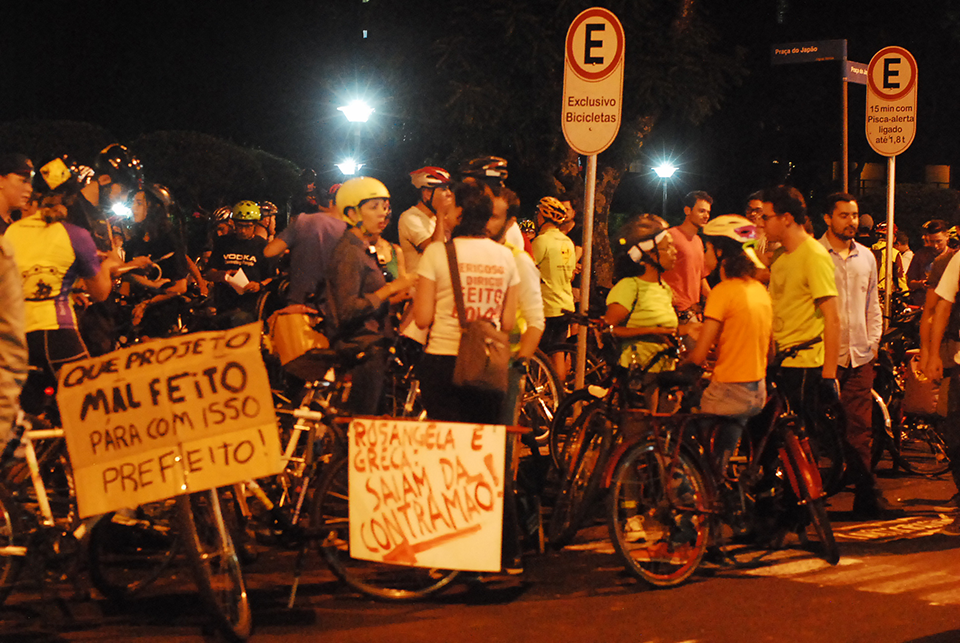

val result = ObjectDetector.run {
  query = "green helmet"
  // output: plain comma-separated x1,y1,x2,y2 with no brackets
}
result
232,200,261,221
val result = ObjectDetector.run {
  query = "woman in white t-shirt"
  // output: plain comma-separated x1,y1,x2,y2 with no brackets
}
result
413,183,520,423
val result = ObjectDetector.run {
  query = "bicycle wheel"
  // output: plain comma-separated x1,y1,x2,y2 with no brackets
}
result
88,500,179,602
519,349,563,445
177,489,251,641
893,415,950,476
312,457,460,600
545,343,609,393
607,441,709,587
549,388,603,471
781,427,840,565
0,483,25,607
548,404,615,548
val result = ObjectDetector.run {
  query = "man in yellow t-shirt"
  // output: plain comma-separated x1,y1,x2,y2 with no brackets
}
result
532,196,576,377
760,186,840,413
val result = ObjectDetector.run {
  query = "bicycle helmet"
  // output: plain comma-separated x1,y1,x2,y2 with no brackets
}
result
616,214,669,269
93,144,143,190
300,168,317,186
518,219,536,235
949,226,960,245
702,214,764,269
144,183,176,211
259,201,278,217
537,196,569,226
335,176,390,224
232,200,262,221
410,166,452,189
459,156,508,182
34,156,75,195
213,205,233,221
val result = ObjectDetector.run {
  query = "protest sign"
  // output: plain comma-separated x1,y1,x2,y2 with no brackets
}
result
58,323,282,518
348,418,505,572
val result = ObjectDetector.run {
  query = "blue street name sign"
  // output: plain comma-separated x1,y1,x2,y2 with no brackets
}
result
771,39,848,64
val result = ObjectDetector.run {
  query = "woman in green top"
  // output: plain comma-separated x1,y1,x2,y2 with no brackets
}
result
604,214,679,406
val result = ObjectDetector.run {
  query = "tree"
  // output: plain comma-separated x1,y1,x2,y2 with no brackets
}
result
0,119,114,167
432,0,744,286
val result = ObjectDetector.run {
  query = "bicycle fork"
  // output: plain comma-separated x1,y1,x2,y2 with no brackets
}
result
779,429,826,502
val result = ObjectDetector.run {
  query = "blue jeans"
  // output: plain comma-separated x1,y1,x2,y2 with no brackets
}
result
700,379,766,471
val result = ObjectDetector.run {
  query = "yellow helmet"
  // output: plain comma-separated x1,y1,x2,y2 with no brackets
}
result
335,177,390,225
232,200,261,221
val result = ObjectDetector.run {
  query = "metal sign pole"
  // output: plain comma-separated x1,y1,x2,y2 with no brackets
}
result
884,155,895,322
575,154,597,390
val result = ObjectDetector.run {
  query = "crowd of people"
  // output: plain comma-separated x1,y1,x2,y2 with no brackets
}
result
0,144,958,539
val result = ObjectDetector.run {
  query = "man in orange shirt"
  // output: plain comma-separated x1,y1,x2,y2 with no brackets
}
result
662,191,712,334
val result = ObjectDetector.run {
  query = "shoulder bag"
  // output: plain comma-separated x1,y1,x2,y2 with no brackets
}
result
445,240,511,393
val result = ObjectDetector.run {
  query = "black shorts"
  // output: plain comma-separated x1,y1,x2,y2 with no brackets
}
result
539,316,571,348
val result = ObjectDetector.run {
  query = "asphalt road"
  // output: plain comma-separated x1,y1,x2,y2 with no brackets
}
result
4,463,960,643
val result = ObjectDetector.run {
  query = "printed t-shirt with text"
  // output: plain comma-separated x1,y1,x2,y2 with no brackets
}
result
606,277,678,369
703,278,772,382
5,217,100,333
768,237,838,368
531,227,576,318
661,227,705,312
418,238,520,356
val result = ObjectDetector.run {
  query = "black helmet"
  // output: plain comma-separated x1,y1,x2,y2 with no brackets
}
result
459,156,508,183
144,183,175,210
300,168,318,186
94,144,144,190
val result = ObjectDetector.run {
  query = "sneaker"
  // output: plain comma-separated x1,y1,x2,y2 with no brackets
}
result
852,488,903,521
933,493,960,513
942,514,960,536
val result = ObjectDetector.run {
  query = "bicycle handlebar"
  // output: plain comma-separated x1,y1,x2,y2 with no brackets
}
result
771,337,822,370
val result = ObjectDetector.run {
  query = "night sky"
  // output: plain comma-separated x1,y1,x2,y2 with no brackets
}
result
4,1,960,216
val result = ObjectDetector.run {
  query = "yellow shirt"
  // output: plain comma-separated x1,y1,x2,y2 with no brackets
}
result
606,277,678,370
704,278,772,382
769,237,838,368
531,227,575,317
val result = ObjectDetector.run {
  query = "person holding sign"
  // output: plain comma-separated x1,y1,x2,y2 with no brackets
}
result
413,182,519,424
328,177,417,415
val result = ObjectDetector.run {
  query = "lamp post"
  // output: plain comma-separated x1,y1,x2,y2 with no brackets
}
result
336,159,364,176
653,162,677,218
338,100,374,170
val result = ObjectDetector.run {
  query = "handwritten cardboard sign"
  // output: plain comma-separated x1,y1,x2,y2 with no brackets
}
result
57,323,282,518
348,418,505,572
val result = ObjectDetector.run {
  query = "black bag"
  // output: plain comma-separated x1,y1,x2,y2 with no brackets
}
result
445,240,510,393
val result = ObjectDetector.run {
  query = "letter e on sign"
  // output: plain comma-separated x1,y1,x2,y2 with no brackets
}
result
865,46,917,157
562,7,625,156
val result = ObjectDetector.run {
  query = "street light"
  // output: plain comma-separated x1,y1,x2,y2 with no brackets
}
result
653,162,677,218
336,159,364,176
337,100,374,123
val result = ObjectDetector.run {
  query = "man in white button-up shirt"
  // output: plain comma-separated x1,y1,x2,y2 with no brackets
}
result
819,193,885,518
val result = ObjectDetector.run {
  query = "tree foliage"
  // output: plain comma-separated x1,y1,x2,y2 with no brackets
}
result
0,119,114,167
130,131,299,215
432,0,744,285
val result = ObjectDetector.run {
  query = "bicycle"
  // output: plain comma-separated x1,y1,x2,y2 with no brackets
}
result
605,338,840,588
546,330,681,549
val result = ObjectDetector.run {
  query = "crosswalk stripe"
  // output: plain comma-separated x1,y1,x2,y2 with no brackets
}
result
860,572,960,594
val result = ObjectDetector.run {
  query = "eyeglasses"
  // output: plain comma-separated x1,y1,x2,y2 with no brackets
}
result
759,213,782,222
